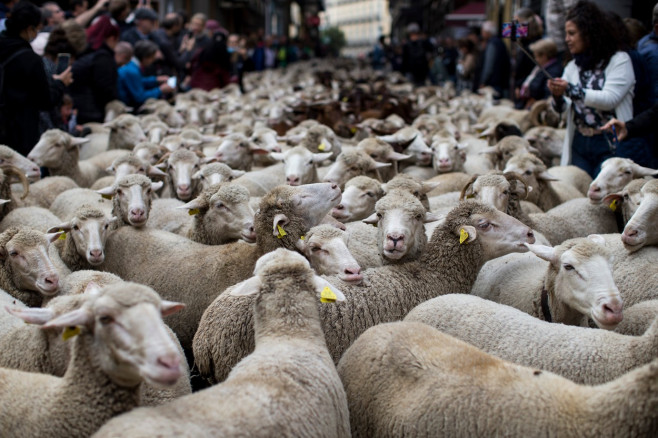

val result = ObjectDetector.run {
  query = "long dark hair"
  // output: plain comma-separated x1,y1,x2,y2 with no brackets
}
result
565,1,617,69
4,1,42,37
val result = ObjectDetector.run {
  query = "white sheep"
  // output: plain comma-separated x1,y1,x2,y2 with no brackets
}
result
472,235,623,329
620,179,658,251
0,144,42,182
50,188,112,221
94,249,350,438
588,157,658,203
148,182,256,245
0,282,185,437
405,294,657,385
192,162,245,191
330,176,384,222
89,154,167,191
270,145,332,185
96,174,163,228
294,225,362,283
193,201,536,383
323,150,391,188
337,320,658,437
156,148,202,201
211,133,267,171
615,300,658,336
0,206,61,233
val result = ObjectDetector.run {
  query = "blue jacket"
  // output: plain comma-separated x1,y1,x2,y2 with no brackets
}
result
117,59,161,107
638,32,658,105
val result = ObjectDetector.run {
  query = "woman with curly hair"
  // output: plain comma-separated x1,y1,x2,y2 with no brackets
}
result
548,1,645,178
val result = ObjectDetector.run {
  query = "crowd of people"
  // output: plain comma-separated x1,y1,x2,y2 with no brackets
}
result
0,0,316,156
371,1,658,177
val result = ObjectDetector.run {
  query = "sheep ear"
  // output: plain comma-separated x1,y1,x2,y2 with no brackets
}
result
106,165,116,174
313,277,346,302
630,163,658,177
387,151,412,161
47,223,72,234
369,161,392,170
46,231,65,243
537,170,559,181
456,225,477,244
421,181,441,193
230,276,262,296
363,212,379,224
96,186,116,197
5,305,54,325
272,213,290,237
147,165,168,178
161,300,185,316
525,243,557,263
269,152,285,162
201,156,218,164
177,198,206,214
41,308,93,330
150,181,164,191
294,237,307,252
312,152,333,163
70,137,90,146
587,234,606,246
231,169,245,178
0,199,10,205
479,146,499,155
423,212,441,223
602,193,623,209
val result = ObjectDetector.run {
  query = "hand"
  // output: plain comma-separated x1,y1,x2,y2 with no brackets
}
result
93,0,109,11
156,75,169,84
159,83,174,94
53,66,73,86
600,118,628,141
548,78,567,98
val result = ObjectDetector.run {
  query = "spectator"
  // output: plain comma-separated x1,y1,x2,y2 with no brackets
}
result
263,35,276,69
602,103,658,142
117,39,173,107
478,20,511,98
0,0,17,32
545,0,578,57
121,8,178,76
517,38,563,108
178,13,211,68
638,3,658,106
370,35,388,71
456,37,478,92
114,40,132,66
41,1,65,31
401,22,432,86
69,15,120,124
548,1,647,178
71,0,110,28
441,37,458,82
0,1,64,156
39,26,76,133
513,7,543,108
624,18,646,48
109,0,131,34
188,26,230,91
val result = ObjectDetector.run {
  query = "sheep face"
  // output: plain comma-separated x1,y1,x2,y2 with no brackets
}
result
432,137,466,173
146,123,169,144
588,158,658,204
28,130,89,168
0,229,60,296
250,128,282,154
213,134,264,171
0,145,41,182
50,213,118,265
271,147,331,186
464,174,526,213
99,176,162,227
193,163,245,191
133,142,166,165
323,151,390,189
503,154,557,204
164,150,201,201
463,207,536,261
602,179,646,225
105,115,146,149
527,236,623,330
331,178,382,222
621,180,658,251
296,226,362,284
523,127,562,163
41,283,185,387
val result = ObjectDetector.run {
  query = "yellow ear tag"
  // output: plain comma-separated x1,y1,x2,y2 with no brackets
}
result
188,208,200,216
341,97,348,102
58,232,67,240
101,194,113,200
320,286,337,303
609,199,617,212
300,235,305,240
318,142,326,151
459,228,469,245
277,225,287,238
350,127,357,134
62,326,81,341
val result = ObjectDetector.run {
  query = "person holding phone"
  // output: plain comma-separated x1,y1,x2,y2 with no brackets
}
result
117,40,174,107
548,1,642,178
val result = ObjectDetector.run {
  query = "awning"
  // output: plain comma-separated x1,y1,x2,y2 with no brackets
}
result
445,1,486,24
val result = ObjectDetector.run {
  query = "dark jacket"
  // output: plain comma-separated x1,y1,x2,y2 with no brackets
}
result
627,49,653,117
0,34,53,156
402,38,432,85
627,102,658,138
527,59,564,101
638,32,658,106
480,36,510,96
69,44,118,124
121,28,180,76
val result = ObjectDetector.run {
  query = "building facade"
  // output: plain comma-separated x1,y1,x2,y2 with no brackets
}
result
323,0,391,57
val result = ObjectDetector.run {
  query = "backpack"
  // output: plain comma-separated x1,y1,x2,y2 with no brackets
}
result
0,48,31,139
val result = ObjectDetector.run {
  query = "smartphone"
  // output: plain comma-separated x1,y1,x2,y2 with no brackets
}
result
167,76,177,88
501,22,529,40
56,53,71,74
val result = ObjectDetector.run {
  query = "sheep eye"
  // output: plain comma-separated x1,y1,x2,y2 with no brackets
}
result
227,176,233,181
104,224,109,230
215,203,226,210
199,174,206,180
99,315,114,325
72,225,79,231
194,163,200,169
502,190,509,195
365,191,374,197
478,222,490,229
376,212,383,219
307,160,313,165
623,170,632,175
563,264,574,271
524,170,532,175
116,189,123,196
623,194,629,200
413,190,420,196
147,189,152,194
369,154,378,159
310,246,322,252
415,214,422,220
138,167,145,173
8,250,18,257
350,167,358,172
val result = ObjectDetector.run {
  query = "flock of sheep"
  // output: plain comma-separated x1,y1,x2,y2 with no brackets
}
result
0,59,657,437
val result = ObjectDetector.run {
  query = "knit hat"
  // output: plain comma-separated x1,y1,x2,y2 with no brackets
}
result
134,8,158,22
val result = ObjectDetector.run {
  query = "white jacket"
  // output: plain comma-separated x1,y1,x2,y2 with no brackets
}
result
552,51,635,166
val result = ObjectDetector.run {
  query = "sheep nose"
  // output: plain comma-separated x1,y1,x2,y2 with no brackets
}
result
157,355,180,371
335,204,344,210
344,266,361,276
130,208,145,218
330,183,338,190
624,228,638,237
89,249,103,259
44,274,59,290
286,175,300,185
215,153,224,160
602,301,623,324
388,234,404,246
590,185,600,193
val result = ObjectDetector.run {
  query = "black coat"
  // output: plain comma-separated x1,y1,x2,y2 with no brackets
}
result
527,59,564,101
0,35,53,156
69,44,118,124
